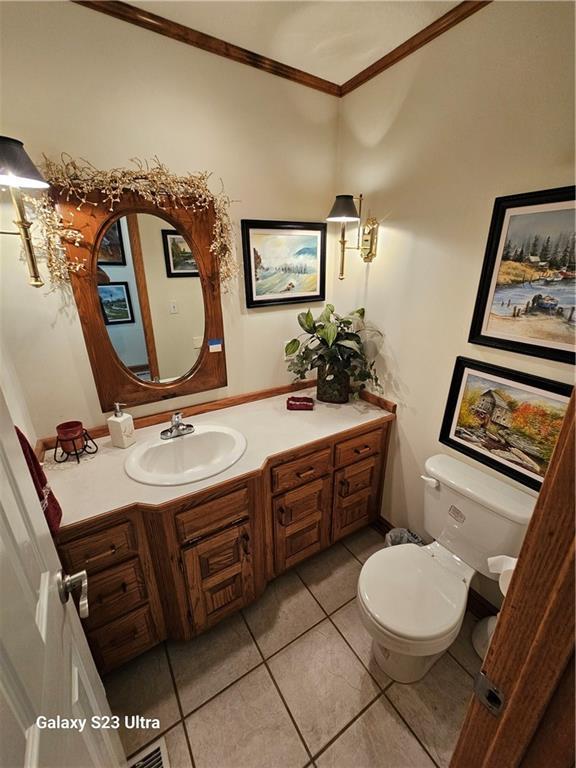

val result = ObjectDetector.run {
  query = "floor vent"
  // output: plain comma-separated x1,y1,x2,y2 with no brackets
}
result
129,737,171,768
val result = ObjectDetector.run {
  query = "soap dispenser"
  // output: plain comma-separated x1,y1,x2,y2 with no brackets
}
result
107,402,136,449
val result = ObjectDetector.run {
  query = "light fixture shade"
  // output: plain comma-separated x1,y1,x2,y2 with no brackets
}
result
326,194,359,222
0,136,48,189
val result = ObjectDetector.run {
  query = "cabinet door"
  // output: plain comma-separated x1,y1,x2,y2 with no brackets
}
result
274,477,332,573
333,457,380,540
182,521,255,632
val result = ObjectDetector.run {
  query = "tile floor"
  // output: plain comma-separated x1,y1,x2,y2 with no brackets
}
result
104,526,481,768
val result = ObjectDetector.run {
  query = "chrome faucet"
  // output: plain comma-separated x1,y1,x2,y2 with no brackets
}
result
160,412,195,440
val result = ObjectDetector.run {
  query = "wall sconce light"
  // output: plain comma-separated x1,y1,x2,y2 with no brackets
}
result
326,194,379,279
0,136,49,287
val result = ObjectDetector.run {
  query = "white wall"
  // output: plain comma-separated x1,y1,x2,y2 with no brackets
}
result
0,1,338,436
333,1,574,599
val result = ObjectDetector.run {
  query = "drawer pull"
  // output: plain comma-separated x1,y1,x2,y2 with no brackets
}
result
97,581,128,604
354,446,371,456
85,544,117,564
296,468,316,479
241,532,250,556
339,479,350,496
108,628,139,648
277,507,289,526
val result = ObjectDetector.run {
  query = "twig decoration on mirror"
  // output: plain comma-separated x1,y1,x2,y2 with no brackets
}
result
41,155,237,284
22,193,85,288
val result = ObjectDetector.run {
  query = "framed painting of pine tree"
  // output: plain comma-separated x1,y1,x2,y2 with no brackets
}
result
469,186,575,364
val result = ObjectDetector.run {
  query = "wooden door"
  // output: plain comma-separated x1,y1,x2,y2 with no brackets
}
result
0,388,124,768
182,521,255,631
333,456,380,540
451,392,575,768
274,477,332,572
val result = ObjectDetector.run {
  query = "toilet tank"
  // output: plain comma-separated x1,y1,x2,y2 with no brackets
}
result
423,454,536,578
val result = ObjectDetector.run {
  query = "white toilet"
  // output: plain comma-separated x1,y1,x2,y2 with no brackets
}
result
357,454,535,684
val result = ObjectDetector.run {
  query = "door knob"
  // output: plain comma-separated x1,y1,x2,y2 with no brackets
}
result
57,569,89,618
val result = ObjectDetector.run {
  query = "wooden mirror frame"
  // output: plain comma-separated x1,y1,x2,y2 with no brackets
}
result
57,191,227,412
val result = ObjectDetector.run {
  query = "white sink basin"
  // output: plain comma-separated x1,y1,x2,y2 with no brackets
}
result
125,425,247,486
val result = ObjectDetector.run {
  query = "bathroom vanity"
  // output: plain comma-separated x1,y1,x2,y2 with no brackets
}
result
47,389,395,674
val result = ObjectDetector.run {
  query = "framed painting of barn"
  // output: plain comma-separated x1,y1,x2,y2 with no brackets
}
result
439,357,572,490
468,186,575,365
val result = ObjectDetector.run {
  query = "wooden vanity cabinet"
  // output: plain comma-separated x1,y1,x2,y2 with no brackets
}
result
55,413,393,674
143,474,265,642
270,422,390,576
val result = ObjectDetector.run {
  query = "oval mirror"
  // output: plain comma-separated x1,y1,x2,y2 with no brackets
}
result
96,213,205,383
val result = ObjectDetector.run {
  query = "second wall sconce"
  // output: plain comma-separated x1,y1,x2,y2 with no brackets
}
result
0,135,49,287
326,194,379,280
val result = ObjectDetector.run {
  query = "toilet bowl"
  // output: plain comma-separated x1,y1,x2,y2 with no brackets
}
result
357,454,535,684
357,541,474,683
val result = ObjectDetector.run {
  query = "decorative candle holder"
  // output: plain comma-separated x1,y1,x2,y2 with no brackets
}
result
54,421,98,464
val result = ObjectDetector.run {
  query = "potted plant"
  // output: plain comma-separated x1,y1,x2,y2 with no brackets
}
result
284,304,381,403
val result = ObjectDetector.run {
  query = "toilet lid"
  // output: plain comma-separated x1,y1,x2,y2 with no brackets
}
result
358,544,467,641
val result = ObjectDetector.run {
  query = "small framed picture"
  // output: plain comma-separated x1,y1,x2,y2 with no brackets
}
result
469,186,575,364
98,282,135,325
97,220,126,266
162,229,199,277
241,220,326,308
440,356,572,490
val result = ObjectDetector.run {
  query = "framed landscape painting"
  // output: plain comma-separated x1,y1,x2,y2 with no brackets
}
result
440,357,572,490
241,220,326,308
98,282,135,325
97,220,126,265
162,229,199,277
469,186,576,365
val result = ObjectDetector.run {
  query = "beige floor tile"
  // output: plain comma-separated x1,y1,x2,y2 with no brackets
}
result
165,723,193,768
168,613,262,715
244,570,325,658
342,526,386,564
386,653,473,768
186,666,309,768
316,696,435,768
331,599,390,688
449,611,483,676
268,620,379,755
103,645,179,757
296,543,361,614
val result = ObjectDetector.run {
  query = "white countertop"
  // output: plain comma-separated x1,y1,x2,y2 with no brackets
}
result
44,389,391,527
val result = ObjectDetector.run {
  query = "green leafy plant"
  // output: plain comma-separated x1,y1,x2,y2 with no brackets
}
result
284,305,382,394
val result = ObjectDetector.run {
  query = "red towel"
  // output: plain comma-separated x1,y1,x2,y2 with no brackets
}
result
15,427,62,535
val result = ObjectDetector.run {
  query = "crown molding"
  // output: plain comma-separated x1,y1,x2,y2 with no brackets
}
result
340,1,492,95
72,0,492,98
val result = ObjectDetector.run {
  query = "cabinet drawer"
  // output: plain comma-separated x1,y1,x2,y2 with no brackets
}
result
175,488,250,545
335,429,382,468
84,559,147,631
90,605,158,673
271,448,331,494
60,521,137,575
335,457,378,500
